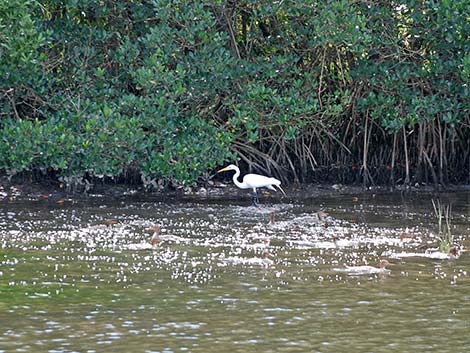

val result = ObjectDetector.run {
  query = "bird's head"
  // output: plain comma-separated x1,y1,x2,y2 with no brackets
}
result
217,164,237,173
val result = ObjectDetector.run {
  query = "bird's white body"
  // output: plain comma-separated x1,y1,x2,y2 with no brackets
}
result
239,173,281,192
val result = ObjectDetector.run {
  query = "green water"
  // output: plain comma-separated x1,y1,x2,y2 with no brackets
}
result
1,191,470,352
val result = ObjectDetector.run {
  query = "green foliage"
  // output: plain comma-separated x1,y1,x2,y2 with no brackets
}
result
1,0,234,186
0,0,469,186
0,0,44,78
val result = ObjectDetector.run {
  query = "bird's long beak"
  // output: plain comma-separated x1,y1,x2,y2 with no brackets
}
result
217,166,230,173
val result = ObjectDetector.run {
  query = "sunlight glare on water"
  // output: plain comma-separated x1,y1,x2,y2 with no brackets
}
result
1,191,470,352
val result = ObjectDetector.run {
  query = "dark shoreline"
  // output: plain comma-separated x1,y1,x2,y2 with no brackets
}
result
2,174,470,204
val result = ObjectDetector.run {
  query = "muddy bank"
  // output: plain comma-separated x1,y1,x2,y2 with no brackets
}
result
2,174,470,204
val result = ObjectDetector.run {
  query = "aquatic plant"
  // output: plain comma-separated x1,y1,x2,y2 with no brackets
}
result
431,199,453,253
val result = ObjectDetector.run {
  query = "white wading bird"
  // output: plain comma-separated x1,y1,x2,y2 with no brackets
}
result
217,164,285,206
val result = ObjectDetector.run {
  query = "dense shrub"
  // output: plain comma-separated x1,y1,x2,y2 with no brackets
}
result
1,1,469,187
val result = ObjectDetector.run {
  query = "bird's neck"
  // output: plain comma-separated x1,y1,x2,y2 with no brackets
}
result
232,169,248,189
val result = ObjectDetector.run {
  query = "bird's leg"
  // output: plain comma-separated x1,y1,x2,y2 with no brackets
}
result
251,191,259,207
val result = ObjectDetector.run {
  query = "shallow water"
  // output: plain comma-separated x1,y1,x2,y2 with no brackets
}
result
1,190,470,352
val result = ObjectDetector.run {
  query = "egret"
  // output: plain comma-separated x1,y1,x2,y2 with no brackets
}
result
217,164,285,206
